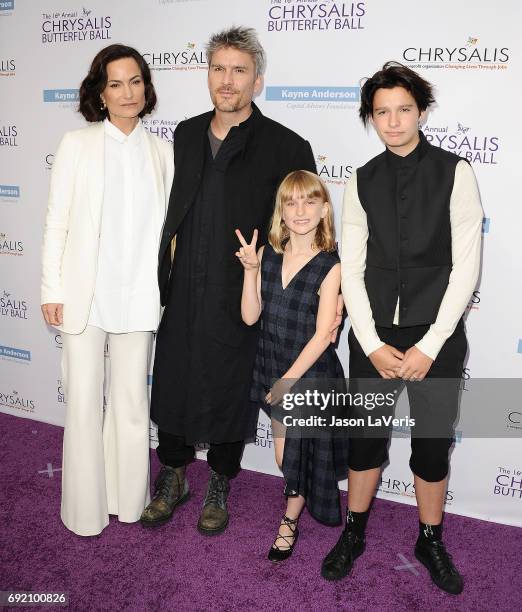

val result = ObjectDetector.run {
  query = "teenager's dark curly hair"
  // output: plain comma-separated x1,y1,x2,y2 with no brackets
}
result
359,61,435,125
79,44,156,122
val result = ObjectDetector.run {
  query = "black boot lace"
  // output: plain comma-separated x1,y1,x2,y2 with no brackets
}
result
204,470,228,509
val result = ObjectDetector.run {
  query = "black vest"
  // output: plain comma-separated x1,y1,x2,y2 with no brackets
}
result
357,131,463,327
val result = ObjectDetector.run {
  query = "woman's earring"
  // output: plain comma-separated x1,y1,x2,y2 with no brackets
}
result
100,100,107,110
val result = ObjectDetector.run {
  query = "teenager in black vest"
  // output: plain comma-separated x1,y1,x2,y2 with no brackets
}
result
321,63,483,594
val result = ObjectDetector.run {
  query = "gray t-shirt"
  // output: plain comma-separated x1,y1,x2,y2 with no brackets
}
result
207,126,223,159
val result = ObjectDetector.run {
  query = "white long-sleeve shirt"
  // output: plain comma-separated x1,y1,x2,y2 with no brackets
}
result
341,159,483,360
88,119,159,333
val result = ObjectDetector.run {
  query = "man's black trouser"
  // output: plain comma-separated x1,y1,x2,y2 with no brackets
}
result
156,429,244,479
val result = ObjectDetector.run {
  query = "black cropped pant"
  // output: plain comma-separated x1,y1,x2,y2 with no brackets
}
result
347,320,467,482
156,429,244,479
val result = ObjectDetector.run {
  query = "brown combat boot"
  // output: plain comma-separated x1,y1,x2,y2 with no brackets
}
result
197,469,230,536
140,465,189,528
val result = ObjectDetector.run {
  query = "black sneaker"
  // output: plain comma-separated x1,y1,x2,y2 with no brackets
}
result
321,528,366,581
415,537,464,595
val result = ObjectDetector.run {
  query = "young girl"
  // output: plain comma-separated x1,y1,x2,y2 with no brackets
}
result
235,170,348,562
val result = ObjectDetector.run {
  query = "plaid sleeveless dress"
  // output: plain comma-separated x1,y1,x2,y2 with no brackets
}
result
251,244,349,525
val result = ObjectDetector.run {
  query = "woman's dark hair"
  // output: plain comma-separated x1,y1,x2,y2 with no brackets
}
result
359,61,435,125
79,44,156,122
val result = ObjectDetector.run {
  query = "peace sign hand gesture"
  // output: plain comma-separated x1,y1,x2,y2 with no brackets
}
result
235,228,260,271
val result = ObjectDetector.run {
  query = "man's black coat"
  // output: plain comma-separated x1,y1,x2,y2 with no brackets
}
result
158,103,317,308
151,103,316,440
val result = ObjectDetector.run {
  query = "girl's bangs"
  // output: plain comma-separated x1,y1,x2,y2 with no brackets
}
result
279,172,326,204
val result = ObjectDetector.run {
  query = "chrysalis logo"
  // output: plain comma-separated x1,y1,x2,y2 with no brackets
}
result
142,118,181,142
316,154,353,185
0,233,23,256
379,476,454,502
422,124,500,165
57,379,66,404
267,1,366,32
143,44,207,71
0,59,15,75
466,290,480,312
402,38,509,66
0,390,35,411
41,11,112,44
0,290,28,319
494,468,522,499
0,125,18,146
255,421,273,449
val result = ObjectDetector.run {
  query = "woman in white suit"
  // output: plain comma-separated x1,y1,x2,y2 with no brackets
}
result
41,44,174,536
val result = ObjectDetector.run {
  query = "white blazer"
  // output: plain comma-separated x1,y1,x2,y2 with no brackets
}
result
41,121,174,334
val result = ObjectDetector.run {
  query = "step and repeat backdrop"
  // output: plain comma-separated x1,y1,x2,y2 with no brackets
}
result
1,0,521,527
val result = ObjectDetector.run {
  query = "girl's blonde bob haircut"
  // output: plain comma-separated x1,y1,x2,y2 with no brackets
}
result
268,170,336,254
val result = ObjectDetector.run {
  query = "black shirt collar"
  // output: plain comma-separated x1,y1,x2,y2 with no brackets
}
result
385,130,430,169
209,101,260,131
207,102,260,157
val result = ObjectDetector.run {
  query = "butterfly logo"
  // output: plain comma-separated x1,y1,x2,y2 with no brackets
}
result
82,8,92,17
466,37,478,46
3,290,10,298
187,42,195,49
457,123,469,135
317,155,327,163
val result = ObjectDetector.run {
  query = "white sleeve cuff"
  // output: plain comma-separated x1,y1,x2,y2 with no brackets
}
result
415,331,443,361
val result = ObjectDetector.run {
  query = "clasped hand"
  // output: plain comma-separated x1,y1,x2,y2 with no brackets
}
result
369,344,433,381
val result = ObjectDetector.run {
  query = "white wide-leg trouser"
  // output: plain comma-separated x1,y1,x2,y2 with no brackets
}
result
61,326,152,536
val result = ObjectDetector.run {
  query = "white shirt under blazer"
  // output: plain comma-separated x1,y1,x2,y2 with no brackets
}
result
41,120,174,334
